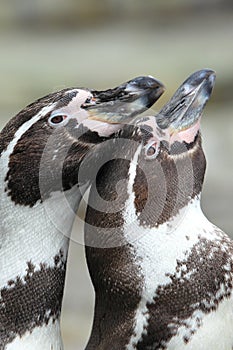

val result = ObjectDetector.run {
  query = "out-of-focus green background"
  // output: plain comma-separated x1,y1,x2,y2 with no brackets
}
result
0,1,233,349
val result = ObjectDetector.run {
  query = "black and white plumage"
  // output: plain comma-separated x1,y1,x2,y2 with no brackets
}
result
0,76,164,350
85,70,233,350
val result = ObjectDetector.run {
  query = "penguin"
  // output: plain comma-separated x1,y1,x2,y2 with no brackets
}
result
0,76,164,350
84,69,232,350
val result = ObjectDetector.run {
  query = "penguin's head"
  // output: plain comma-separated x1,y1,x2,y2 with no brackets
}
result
131,69,216,227
0,76,164,208
85,70,215,239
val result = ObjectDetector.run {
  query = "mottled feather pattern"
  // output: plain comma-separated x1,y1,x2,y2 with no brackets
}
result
0,254,66,350
135,229,233,350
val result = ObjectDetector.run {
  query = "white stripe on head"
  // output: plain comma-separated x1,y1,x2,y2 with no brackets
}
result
1,103,56,174
55,89,92,122
123,144,142,230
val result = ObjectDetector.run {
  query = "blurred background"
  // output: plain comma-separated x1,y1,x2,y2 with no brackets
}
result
0,1,233,349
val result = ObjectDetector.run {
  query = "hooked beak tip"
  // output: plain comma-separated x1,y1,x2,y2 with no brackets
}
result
84,75,165,124
125,75,165,94
182,69,216,95
156,69,216,131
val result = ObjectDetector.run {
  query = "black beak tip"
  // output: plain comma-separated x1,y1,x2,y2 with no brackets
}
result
184,69,216,90
126,75,165,92
157,69,216,130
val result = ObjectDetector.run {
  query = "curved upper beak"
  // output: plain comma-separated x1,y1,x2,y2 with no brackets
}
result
83,76,165,123
156,69,216,131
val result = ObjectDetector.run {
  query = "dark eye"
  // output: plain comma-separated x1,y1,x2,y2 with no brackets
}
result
85,97,92,104
145,141,160,159
49,114,67,126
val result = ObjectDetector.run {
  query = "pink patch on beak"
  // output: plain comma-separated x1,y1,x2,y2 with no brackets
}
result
170,119,201,144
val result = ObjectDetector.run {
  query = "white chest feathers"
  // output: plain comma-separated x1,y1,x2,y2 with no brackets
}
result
5,319,63,350
123,196,233,349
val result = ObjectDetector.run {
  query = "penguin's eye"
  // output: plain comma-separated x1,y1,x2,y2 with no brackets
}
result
145,141,160,159
85,97,92,104
48,114,68,126
82,95,96,108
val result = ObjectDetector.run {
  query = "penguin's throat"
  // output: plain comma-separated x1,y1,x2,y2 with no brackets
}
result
122,194,204,241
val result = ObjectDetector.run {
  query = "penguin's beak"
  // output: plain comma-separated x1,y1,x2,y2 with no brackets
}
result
83,76,165,124
156,69,216,132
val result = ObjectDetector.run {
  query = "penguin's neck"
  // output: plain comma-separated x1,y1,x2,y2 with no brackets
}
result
122,148,206,239
0,180,83,349
122,192,210,244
